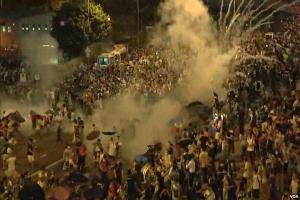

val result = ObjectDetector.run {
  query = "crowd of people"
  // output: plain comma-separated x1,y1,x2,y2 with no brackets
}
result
0,13,299,200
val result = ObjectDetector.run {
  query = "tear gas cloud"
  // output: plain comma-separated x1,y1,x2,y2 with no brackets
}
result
2,0,237,160
19,32,78,88
86,0,236,158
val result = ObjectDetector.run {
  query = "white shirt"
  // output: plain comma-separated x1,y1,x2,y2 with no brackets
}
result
6,157,16,171
252,174,261,190
247,137,255,152
291,179,299,194
186,159,196,173
199,151,209,168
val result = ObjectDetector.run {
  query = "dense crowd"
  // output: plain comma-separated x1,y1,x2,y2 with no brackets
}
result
0,14,300,200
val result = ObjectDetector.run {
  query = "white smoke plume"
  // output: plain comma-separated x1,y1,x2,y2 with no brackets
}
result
1,0,238,161
19,32,62,88
152,0,235,102
85,0,236,159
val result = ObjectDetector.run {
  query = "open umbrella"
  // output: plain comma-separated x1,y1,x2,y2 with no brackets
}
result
68,171,89,184
18,180,45,200
49,186,70,200
102,131,116,136
86,130,101,140
3,109,17,118
2,111,25,123
11,111,25,123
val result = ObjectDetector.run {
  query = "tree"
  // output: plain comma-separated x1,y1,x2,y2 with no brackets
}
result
51,2,112,57
100,0,162,23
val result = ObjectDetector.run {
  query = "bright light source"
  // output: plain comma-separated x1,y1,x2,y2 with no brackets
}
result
45,28,48,30
26,27,29,31
42,44,50,47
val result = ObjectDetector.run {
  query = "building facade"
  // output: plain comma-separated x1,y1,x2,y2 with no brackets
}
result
0,18,18,56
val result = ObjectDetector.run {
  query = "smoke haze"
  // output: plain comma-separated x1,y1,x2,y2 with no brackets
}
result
1,0,238,160
85,0,236,158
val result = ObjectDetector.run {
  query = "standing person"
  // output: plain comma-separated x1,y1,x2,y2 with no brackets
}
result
63,145,76,170
240,133,247,158
72,119,78,144
227,130,235,156
186,156,196,190
171,179,182,200
108,137,117,158
77,144,86,172
252,168,261,199
5,153,19,178
199,147,209,183
56,123,63,144
238,108,245,135
116,135,122,157
27,138,34,170
222,175,229,200
290,174,299,196
126,170,138,200
246,132,255,164
78,117,84,141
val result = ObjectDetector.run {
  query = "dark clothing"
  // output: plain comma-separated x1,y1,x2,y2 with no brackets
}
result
127,177,138,200
56,125,62,143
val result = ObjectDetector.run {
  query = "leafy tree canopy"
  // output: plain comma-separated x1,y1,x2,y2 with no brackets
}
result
51,2,112,57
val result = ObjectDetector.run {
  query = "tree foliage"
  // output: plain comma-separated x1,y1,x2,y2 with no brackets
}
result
51,2,112,57
99,0,163,23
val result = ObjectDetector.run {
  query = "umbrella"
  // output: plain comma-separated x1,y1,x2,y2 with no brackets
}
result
83,187,105,200
3,109,17,118
49,186,70,200
186,101,212,121
68,171,89,184
18,180,45,200
2,111,25,123
11,111,25,123
102,131,116,136
86,130,101,140
178,138,193,148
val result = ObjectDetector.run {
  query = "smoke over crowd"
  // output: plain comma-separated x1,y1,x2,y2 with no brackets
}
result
86,0,236,158
3,0,238,159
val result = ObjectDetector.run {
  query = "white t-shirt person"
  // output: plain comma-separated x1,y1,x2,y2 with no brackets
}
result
252,173,261,190
247,135,255,152
186,158,196,174
5,156,19,178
